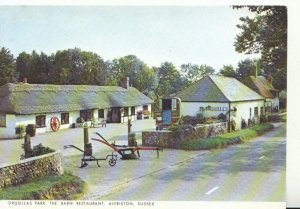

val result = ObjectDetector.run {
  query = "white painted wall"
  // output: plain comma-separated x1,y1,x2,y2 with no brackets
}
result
181,102,229,118
181,100,265,130
231,100,265,130
0,104,152,139
266,97,280,112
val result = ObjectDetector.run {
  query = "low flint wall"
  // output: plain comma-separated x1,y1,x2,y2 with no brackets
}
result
0,151,63,188
142,122,227,149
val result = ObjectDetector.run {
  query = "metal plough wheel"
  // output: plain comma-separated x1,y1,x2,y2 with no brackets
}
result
109,158,117,166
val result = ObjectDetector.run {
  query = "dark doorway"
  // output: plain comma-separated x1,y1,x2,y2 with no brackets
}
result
111,107,121,123
162,99,172,110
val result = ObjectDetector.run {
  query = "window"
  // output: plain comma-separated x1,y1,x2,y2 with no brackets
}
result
98,109,105,118
0,114,6,127
260,107,264,115
80,110,93,121
249,108,252,117
131,107,136,115
143,105,149,111
124,107,129,117
172,99,177,110
61,113,69,124
254,107,258,116
36,115,46,128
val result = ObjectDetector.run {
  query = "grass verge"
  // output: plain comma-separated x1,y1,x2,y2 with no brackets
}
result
0,173,86,200
180,123,274,150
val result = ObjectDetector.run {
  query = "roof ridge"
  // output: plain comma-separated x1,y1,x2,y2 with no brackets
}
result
207,75,230,102
176,76,206,96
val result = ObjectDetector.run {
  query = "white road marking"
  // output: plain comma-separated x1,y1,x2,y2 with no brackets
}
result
205,186,219,195
259,156,265,159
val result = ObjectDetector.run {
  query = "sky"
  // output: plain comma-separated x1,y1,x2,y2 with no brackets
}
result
0,6,259,71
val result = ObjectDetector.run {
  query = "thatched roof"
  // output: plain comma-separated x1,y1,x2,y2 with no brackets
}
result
0,83,153,115
177,75,265,102
243,76,279,98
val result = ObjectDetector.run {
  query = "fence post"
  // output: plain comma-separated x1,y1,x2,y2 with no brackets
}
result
24,134,32,158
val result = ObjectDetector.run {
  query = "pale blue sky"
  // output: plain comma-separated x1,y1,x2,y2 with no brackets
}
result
0,6,259,71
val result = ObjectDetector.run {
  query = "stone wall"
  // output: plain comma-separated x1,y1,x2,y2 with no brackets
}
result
142,122,227,149
0,151,63,188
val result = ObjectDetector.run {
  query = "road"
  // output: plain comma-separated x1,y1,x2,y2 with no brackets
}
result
94,123,286,201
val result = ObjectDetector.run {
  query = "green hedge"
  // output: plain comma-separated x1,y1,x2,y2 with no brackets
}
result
180,123,274,150
0,173,86,200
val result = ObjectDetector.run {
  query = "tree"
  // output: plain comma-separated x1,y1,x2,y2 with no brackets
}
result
233,6,287,90
155,62,188,97
0,47,17,86
106,55,158,95
219,65,237,78
16,51,31,82
236,58,259,81
181,63,215,83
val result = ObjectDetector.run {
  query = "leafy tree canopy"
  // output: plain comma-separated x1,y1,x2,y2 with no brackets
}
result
180,63,215,83
233,6,287,90
0,47,17,86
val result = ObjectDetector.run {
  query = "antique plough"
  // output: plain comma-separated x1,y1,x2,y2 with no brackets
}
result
63,144,117,168
92,132,163,160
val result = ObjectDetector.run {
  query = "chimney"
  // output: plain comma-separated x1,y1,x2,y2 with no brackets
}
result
23,77,28,83
267,74,273,85
253,62,258,77
121,77,130,89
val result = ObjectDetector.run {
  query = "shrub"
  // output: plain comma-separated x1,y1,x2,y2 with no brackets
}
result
260,115,267,123
182,116,198,126
26,124,36,137
241,119,247,129
76,117,85,123
15,124,26,138
21,143,55,159
231,119,236,131
218,113,226,122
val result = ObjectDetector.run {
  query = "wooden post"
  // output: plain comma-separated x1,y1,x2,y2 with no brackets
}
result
128,119,132,134
84,127,89,145
83,127,92,156
24,134,32,158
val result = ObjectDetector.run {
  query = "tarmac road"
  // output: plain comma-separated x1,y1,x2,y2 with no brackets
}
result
80,122,286,201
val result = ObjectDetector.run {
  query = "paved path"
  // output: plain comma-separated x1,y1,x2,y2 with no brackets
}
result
84,122,286,201
0,119,156,165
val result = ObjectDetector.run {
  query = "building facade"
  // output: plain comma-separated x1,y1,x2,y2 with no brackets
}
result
177,75,266,130
243,75,280,113
0,79,152,139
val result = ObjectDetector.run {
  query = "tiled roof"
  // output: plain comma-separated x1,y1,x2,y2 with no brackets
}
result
177,75,265,102
243,76,278,98
0,83,153,114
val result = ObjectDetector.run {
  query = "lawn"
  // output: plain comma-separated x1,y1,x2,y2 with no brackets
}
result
0,173,86,200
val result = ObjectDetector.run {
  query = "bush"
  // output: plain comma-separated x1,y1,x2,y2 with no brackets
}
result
76,117,85,123
260,115,268,123
241,119,247,129
180,123,274,150
182,116,198,126
15,124,26,138
21,143,55,159
231,119,236,131
218,113,226,122
26,124,36,137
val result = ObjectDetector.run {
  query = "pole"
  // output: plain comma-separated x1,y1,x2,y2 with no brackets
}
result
84,127,89,145
228,102,231,133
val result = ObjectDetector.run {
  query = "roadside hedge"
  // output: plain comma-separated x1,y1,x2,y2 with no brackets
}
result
180,123,274,150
